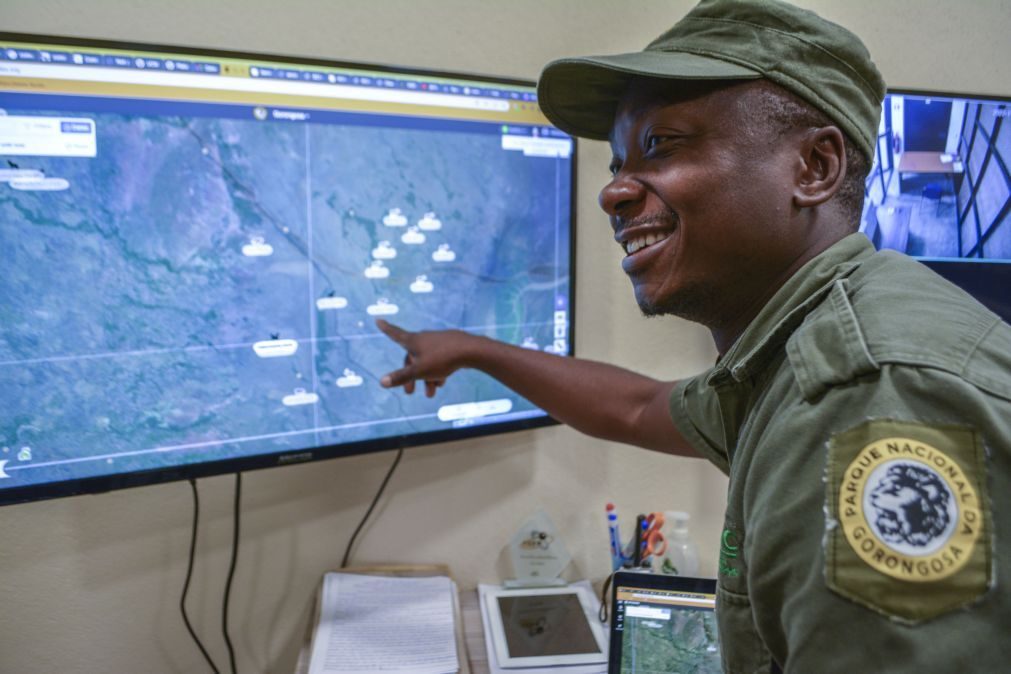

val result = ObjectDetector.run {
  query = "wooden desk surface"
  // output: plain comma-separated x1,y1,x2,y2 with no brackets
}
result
461,589,490,674
897,151,960,174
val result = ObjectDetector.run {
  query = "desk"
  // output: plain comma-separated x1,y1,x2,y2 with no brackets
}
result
461,589,490,673
896,151,963,203
897,151,961,174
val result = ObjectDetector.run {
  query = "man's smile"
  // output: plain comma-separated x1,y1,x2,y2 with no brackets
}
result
624,230,671,255
614,212,678,273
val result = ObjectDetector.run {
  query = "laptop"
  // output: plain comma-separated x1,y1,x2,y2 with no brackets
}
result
608,570,722,674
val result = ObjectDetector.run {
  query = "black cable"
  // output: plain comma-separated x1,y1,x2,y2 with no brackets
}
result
598,569,617,623
181,479,221,674
341,447,405,568
222,472,241,674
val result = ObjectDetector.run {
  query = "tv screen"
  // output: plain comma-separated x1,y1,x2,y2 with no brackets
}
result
0,34,575,505
860,89,1010,320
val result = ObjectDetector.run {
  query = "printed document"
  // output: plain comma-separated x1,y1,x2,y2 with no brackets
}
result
308,572,459,674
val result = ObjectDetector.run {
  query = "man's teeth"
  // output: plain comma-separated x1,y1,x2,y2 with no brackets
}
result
625,232,670,255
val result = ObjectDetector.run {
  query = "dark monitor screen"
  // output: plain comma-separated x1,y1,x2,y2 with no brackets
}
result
859,89,1010,320
0,34,575,505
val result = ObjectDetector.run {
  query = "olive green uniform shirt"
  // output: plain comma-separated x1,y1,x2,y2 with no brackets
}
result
670,234,1010,673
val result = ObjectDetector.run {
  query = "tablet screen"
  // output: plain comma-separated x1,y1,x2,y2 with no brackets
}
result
497,592,602,657
483,585,608,668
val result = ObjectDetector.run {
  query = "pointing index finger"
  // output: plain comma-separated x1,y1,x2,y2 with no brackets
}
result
376,319,410,346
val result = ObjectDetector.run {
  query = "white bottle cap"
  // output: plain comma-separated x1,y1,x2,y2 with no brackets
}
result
665,510,691,536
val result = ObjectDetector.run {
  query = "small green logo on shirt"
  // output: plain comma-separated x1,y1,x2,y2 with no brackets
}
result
719,528,741,578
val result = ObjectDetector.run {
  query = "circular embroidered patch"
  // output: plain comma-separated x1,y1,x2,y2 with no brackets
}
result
838,437,982,582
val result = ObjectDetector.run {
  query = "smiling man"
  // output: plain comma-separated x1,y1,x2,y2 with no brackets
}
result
378,0,1010,671
600,77,863,352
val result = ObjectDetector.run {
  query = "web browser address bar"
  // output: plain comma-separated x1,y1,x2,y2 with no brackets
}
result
631,593,715,605
0,63,511,112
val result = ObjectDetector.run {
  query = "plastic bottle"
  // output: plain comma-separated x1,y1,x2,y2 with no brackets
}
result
654,511,700,576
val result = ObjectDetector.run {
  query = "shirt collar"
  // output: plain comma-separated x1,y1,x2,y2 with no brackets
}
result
706,233,876,387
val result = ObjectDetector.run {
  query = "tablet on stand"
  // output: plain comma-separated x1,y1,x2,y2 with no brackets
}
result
481,511,608,669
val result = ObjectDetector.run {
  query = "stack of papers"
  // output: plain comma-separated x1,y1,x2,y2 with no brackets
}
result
307,572,460,674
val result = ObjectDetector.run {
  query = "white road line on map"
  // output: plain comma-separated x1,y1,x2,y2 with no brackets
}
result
305,124,320,440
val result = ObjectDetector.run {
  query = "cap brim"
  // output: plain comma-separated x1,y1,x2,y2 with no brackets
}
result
537,51,760,140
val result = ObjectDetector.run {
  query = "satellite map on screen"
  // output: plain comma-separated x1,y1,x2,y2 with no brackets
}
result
0,106,571,488
620,605,721,674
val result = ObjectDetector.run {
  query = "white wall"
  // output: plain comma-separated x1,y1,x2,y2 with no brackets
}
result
1,2,1008,672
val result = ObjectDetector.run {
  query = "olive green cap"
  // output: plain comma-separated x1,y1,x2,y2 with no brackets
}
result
537,0,885,160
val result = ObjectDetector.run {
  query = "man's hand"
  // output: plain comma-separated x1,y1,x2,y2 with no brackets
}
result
376,319,693,456
376,319,478,397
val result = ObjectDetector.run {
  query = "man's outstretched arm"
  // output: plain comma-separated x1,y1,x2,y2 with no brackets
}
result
376,320,696,457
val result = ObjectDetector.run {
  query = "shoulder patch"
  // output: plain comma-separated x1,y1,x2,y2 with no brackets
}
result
825,419,992,623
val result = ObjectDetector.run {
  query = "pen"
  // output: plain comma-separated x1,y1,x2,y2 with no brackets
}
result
606,503,625,571
640,516,653,567
642,513,653,565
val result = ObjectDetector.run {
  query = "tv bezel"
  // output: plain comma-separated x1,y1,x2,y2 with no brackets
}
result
0,31,578,506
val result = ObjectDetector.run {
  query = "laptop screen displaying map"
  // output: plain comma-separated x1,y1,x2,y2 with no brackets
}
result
0,34,574,504
609,572,722,674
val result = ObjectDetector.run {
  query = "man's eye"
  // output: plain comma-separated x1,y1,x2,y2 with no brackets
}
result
646,135,668,151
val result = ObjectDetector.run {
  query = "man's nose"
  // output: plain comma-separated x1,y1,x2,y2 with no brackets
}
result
598,175,646,218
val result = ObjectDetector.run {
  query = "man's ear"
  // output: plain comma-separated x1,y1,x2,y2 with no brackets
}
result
793,126,846,208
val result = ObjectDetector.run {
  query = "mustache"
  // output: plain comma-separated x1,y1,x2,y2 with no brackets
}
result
618,208,678,229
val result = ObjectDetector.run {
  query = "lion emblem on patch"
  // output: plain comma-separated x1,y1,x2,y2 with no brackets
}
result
868,463,951,548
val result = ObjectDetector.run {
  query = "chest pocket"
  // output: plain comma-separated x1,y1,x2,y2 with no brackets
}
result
715,376,780,673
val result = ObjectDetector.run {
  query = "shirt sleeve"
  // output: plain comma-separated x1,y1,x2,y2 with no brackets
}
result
741,364,1008,673
669,372,730,474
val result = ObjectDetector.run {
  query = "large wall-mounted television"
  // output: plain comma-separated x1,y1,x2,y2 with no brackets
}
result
0,33,576,505
860,88,1009,320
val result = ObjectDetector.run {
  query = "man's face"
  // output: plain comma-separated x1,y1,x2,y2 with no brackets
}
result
599,80,801,327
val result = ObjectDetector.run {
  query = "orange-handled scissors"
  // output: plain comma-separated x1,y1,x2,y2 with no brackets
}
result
642,512,668,558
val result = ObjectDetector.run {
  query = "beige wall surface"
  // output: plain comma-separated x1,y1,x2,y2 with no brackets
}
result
1,1,1008,673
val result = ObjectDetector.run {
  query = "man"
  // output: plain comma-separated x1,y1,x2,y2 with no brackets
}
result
378,0,1010,671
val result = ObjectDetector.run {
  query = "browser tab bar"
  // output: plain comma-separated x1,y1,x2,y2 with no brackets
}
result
1,63,513,113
